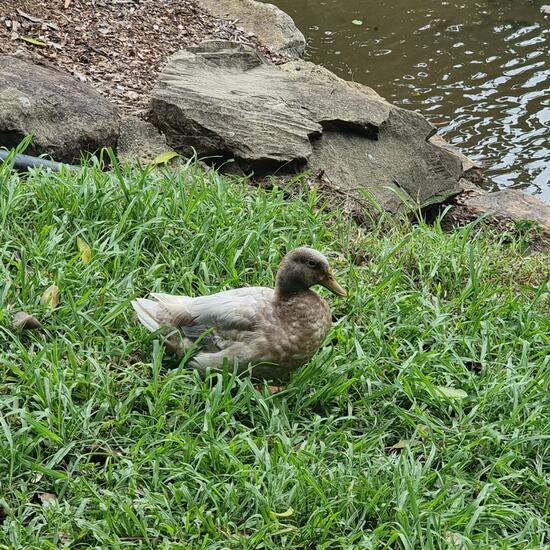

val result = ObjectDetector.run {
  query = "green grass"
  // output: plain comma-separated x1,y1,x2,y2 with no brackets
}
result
0,156,549,549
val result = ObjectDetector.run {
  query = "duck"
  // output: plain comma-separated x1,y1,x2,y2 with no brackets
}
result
131,247,346,381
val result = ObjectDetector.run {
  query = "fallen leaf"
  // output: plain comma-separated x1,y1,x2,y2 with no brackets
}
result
38,492,57,505
273,506,294,518
445,531,465,548
390,439,419,450
436,385,468,400
19,36,47,47
12,311,42,331
64,0,72,8
417,424,429,437
151,151,180,166
40,285,60,310
76,237,92,264
352,19,364,26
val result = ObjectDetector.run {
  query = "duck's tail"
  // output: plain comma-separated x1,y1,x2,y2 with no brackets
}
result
131,298,161,332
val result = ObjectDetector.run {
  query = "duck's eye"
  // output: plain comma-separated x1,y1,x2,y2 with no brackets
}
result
307,260,318,268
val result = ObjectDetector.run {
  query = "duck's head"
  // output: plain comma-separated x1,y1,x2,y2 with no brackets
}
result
275,247,347,298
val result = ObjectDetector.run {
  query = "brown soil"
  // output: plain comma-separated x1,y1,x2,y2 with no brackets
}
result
0,0,283,115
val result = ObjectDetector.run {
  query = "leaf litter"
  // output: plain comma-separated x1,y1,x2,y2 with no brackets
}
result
0,0,287,116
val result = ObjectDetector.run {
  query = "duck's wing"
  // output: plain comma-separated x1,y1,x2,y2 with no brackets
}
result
133,287,274,353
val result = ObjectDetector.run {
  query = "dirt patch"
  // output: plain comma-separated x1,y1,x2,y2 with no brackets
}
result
0,0,285,115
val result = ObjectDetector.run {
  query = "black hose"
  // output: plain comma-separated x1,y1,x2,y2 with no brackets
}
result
0,149,79,172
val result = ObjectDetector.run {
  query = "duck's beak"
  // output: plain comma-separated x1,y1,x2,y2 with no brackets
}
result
320,271,347,297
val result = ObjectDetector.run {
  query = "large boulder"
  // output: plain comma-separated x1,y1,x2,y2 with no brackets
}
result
0,55,119,162
197,0,306,59
150,41,468,213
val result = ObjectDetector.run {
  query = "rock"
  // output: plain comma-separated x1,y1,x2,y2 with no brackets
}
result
117,116,176,164
456,188,550,230
0,55,119,163
151,42,324,167
197,0,306,58
308,110,463,214
447,187,550,251
429,134,484,184
151,41,470,213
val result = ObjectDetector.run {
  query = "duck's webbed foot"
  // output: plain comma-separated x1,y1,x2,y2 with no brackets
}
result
254,384,284,394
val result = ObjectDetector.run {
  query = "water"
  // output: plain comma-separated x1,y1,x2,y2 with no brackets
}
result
263,0,550,200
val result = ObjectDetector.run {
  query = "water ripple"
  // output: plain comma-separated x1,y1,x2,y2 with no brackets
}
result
263,0,550,201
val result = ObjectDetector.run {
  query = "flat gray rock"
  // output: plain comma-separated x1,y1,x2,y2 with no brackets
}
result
448,187,550,250
151,42,321,166
197,0,306,58
430,134,483,183
309,109,463,214
457,188,550,230
151,41,472,212
0,55,119,163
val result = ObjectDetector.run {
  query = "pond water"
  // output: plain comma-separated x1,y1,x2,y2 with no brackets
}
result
262,0,550,201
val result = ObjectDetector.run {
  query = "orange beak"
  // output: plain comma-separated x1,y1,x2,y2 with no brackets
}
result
320,271,347,297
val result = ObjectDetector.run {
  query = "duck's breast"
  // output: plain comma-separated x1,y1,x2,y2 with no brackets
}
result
268,291,332,368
